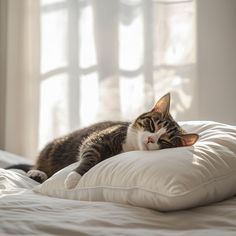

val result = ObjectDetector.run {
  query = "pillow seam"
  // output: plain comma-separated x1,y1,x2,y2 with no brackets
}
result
76,171,236,198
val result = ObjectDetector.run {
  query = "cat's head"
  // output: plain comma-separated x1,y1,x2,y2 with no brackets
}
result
127,93,199,151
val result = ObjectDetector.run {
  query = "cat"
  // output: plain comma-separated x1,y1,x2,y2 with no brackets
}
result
25,93,199,189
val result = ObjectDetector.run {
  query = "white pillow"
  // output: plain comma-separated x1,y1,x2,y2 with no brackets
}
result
34,121,236,211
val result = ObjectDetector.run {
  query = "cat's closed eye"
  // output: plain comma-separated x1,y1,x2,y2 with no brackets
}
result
158,138,173,148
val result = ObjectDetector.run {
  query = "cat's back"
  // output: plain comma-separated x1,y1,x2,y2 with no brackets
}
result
71,121,130,142
35,121,130,175
43,121,130,153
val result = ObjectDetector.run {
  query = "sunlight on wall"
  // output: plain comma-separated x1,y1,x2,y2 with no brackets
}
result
80,73,99,126
39,74,69,149
39,0,196,150
41,0,65,5
119,5,143,71
40,1,69,149
120,75,145,119
41,8,68,74
119,2,145,118
165,5,195,65
153,1,196,120
79,4,97,69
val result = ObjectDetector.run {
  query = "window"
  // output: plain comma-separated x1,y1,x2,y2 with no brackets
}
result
39,0,196,149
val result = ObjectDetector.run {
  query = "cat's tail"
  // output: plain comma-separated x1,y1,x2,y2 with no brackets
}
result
5,164,33,173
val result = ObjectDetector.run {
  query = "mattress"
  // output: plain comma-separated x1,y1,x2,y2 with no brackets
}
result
0,150,236,235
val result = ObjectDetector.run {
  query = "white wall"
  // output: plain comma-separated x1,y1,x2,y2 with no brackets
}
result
197,0,236,125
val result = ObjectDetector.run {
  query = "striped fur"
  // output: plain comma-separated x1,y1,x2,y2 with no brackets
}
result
27,93,199,187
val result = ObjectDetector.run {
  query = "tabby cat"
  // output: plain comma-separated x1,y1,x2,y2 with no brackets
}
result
26,93,199,189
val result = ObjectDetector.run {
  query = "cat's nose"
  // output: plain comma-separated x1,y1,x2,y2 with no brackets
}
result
147,136,155,144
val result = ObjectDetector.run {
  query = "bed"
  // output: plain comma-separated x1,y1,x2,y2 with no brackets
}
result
1,121,236,235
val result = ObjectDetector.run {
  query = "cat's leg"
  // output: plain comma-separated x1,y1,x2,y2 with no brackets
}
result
27,169,48,183
64,149,100,189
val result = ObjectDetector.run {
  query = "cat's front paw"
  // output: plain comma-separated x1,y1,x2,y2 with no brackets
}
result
64,171,82,189
27,170,48,183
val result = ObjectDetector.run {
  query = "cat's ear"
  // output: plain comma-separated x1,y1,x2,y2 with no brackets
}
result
179,133,199,146
152,93,170,117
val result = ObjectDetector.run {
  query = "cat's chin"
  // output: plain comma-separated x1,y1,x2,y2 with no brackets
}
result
139,144,147,151
140,142,160,151
139,142,152,151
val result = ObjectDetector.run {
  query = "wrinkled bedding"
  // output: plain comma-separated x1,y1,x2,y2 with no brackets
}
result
0,151,236,235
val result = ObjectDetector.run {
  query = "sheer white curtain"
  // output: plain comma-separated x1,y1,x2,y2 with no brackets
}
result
0,0,40,159
0,0,196,159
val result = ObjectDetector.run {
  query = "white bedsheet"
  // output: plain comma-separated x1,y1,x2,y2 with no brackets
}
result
0,151,236,235
1,169,236,235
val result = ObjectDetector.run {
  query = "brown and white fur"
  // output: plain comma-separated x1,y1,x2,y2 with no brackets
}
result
26,93,199,189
